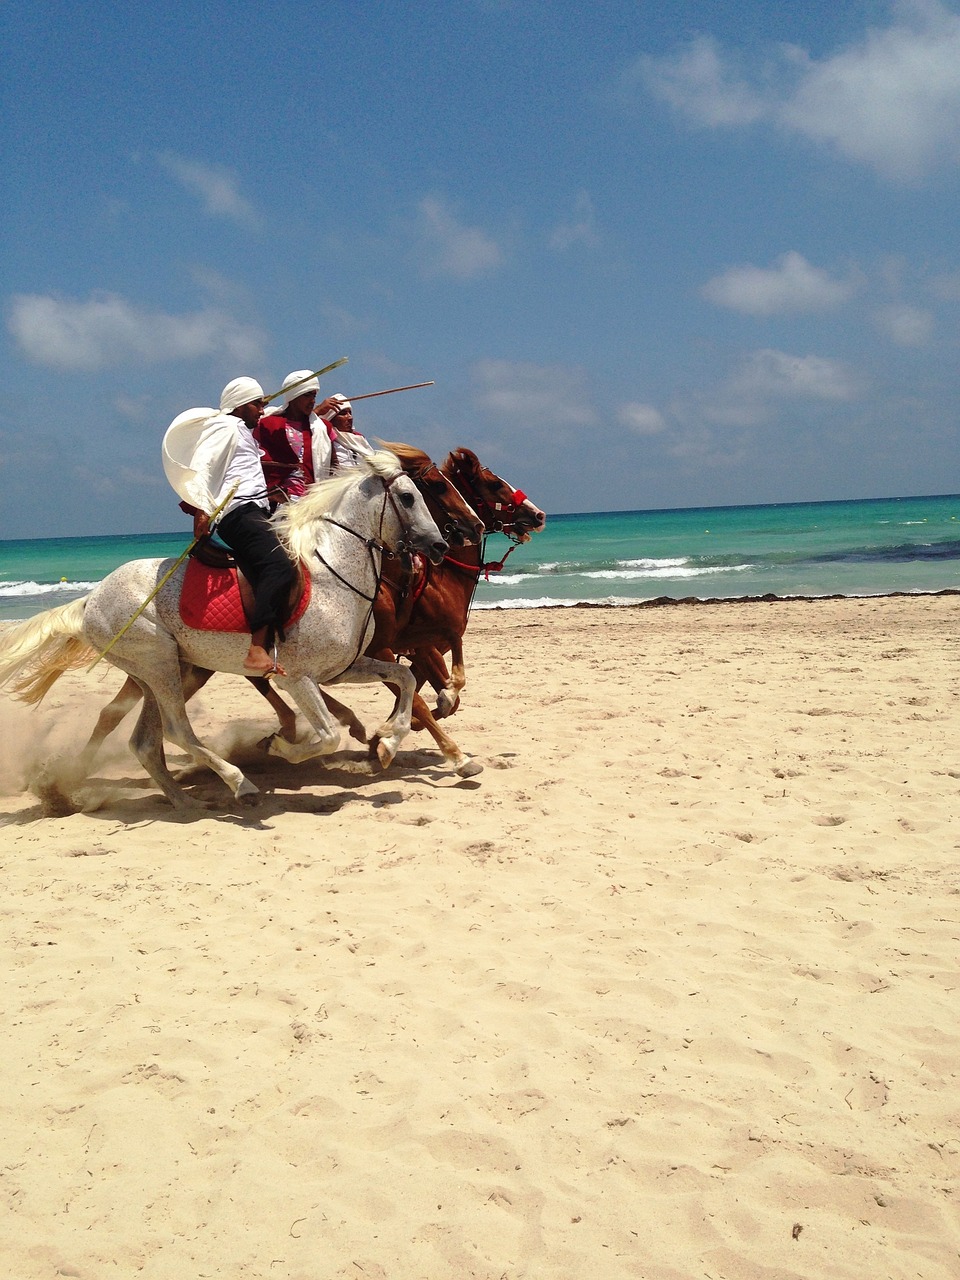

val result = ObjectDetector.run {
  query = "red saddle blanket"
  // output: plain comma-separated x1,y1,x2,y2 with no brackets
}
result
179,557,311,633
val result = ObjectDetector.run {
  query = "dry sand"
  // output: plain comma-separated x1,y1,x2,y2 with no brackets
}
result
1,595,959,1279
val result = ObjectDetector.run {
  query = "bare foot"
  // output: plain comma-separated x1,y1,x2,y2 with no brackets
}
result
243,646,286,677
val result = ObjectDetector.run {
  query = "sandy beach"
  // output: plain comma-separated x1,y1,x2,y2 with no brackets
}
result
1,594,959,1279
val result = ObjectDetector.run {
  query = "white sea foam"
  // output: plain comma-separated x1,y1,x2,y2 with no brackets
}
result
0,580,98,598
484,564,749,587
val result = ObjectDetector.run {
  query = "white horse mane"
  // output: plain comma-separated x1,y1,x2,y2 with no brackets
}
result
274,449,402,562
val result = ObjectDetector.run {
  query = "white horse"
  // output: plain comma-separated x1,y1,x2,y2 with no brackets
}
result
0,451,447,809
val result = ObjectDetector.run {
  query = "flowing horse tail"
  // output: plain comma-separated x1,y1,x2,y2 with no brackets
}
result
0,596,93,705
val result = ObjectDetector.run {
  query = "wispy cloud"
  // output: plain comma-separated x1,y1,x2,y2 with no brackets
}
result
635,34,766,127
472,359,598,427
707,348,864,426
873,303,935,346
8,292,265,371
702,251,855,315
633,2,960,180
157,151,259,225
617,402,667,435
549,191,600,251
416,196,503,279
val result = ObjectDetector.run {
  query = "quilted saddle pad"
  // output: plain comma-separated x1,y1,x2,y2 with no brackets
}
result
179,557,311,633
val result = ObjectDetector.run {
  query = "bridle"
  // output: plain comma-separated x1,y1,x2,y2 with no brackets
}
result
312,468,430,678
315,469,424,601
442,460,532,579
406,460,481,544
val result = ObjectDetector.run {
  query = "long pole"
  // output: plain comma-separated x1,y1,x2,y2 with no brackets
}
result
263,356,349,404
346,381,435,403
87,484,240,671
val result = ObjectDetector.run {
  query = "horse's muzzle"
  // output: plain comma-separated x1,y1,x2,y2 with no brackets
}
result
425,539,449,565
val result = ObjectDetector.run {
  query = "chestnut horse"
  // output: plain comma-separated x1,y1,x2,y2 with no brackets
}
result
267,447,546,777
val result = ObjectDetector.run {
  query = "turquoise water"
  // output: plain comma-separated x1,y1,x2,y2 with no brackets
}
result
2,494,960,621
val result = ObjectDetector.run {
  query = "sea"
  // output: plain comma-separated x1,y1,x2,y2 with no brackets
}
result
2,492,960,622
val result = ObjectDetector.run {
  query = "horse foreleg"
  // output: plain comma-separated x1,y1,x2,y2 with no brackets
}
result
408,688,482,777
263,677,345,764
410,644,463,720
328,656,417,769
248,676,298,743
320,690,368,744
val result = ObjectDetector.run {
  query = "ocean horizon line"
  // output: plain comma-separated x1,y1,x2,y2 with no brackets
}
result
3,487,960,547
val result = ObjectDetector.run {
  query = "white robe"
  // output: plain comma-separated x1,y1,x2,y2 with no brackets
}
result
162,408,267,518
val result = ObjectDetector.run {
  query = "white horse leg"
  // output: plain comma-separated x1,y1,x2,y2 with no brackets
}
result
329,656,418,769
320,690,368,744
118,653,259,805
128,685,199,809
78,674,144,777
264,677,345,764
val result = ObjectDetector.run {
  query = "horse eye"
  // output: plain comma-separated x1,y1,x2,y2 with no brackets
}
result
400,491,415,508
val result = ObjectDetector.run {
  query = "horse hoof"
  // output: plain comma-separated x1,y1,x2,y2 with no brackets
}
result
436,692,460,719
236,779,260,805
455,758,483,778
376,740,397,770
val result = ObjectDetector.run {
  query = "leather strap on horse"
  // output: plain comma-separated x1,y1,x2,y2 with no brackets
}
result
443,540,520,581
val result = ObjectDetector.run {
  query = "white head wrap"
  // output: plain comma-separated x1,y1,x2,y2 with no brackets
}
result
220,377,264,414
320,393,353,422
281,369,320,407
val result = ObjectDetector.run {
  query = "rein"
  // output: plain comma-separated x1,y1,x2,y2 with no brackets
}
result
443,539,521,580
312,468,420,677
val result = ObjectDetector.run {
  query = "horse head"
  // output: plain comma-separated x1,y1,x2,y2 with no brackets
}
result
379,440,484,548
277,450,449,565
441,448,546,543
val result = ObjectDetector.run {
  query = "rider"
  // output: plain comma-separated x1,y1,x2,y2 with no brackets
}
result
162,377,298,677
255,369,334,506
319,394,375,469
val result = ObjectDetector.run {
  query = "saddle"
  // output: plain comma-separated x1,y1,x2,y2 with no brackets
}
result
180,538,310,633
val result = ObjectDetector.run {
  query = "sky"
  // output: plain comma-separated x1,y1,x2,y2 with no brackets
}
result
3,0,960,537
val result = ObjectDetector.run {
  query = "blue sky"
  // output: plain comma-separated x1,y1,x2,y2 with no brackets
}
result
3,0,960,537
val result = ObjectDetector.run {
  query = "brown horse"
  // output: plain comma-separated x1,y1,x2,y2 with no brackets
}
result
37,444,483,778
268,448,545,776
369,447,545,773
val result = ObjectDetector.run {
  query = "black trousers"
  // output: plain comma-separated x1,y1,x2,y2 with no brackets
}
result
216,503,297,641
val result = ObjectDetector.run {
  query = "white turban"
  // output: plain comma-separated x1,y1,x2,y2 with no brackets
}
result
220,377,264,413
281,369,320,407
320,393,353,422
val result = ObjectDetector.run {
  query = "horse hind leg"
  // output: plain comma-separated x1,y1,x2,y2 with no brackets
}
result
78,674,145,778
409,689,482,777
118,652,260,806
128,683,200,809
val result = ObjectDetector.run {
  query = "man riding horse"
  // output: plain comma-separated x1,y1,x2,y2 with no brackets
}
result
162,377,297,677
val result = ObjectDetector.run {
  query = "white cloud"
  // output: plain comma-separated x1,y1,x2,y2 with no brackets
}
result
8,292,265,371
635,35,766,127
637,2,960,180
416,196,503,278
157,152,259,225
472,359,598,427
702,251,855,315
710,349,863,426
549,191,600,250
873,303,935,345
726,348,862,401
617,402,666,435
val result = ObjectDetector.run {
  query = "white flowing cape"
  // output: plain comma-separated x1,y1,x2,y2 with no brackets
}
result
162,409,239,514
